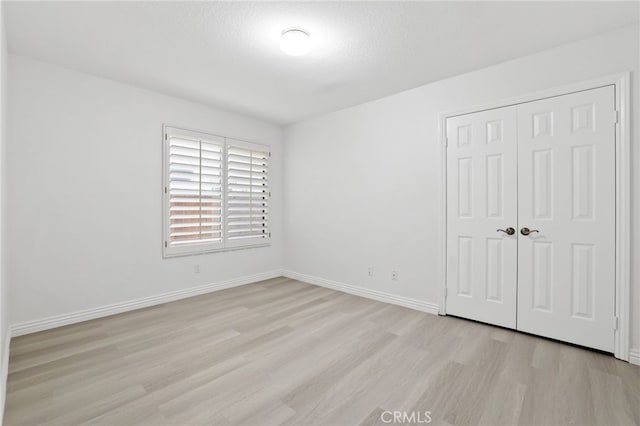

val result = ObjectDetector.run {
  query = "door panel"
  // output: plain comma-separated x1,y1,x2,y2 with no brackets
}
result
446,106,518,328
516,86,616,352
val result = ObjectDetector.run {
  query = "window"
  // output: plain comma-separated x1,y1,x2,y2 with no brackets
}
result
163,126,270,257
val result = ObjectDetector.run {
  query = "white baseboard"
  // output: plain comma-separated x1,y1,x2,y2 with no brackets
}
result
283,270,439,315
10,270,284,337
0,326,11,426
630,348,640,366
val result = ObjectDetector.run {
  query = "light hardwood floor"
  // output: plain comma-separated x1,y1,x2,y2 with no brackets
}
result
5,277,640,426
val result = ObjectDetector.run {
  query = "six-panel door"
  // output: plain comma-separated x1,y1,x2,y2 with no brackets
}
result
446,106,518,329
445,86,616,352
516,86,616,352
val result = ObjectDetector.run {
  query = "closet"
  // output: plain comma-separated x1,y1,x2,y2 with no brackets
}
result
445,86,615,352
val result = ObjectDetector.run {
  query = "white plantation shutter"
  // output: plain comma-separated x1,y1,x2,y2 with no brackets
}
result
163,127,270,257
164,127,225,256
226,140,270,248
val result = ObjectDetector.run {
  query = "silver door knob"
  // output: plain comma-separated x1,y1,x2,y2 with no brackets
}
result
497,227,515,235
520,227,539,236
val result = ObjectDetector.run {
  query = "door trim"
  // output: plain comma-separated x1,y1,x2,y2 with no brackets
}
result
438,73,631,361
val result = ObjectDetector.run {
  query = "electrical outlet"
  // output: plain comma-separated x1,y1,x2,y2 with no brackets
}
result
194,264,200,274
392,270,398,281
368,267,374,277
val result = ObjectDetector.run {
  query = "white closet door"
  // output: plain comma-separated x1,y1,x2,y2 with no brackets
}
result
446,106,518,328
516,86,616,352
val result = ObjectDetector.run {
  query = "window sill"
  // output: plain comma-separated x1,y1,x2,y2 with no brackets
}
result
163,242,271,259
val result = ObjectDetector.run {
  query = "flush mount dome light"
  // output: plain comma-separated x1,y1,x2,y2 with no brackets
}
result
280,28,311,56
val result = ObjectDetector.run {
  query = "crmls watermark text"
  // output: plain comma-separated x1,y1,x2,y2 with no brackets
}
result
380,410,432,424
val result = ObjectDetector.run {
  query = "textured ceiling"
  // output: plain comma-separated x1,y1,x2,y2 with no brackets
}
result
5,1,639,125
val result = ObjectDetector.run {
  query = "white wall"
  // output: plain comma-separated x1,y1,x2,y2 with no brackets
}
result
7,54,284,325
284,25,640,351
0,1,8,420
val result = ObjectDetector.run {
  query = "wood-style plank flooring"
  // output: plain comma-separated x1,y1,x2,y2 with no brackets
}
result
5,277,640,425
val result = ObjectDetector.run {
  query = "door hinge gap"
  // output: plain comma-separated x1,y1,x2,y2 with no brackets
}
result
614,110,619,124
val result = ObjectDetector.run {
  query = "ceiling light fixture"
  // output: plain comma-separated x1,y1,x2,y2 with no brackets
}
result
280,28,311,56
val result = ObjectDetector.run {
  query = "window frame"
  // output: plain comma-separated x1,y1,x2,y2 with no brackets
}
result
163,125,271,258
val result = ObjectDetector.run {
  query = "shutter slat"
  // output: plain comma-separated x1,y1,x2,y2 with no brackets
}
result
171,172,221,181
228,157,267,165
228,163,267,171
170,205,222,211
170,146,200,157
170,214,221,219
227,221,267,227
169,138,200,150
227,231,268,239
170,182,202,190
170,190,223,197
170,230,221,237
228,148,267,158
227,196,267,200
227,204,267,210
227,180,267,186
170,238,221,246
170,158,222,168
170,222,221,228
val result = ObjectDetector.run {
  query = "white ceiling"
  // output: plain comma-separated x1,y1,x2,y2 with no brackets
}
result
5,1,639,125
